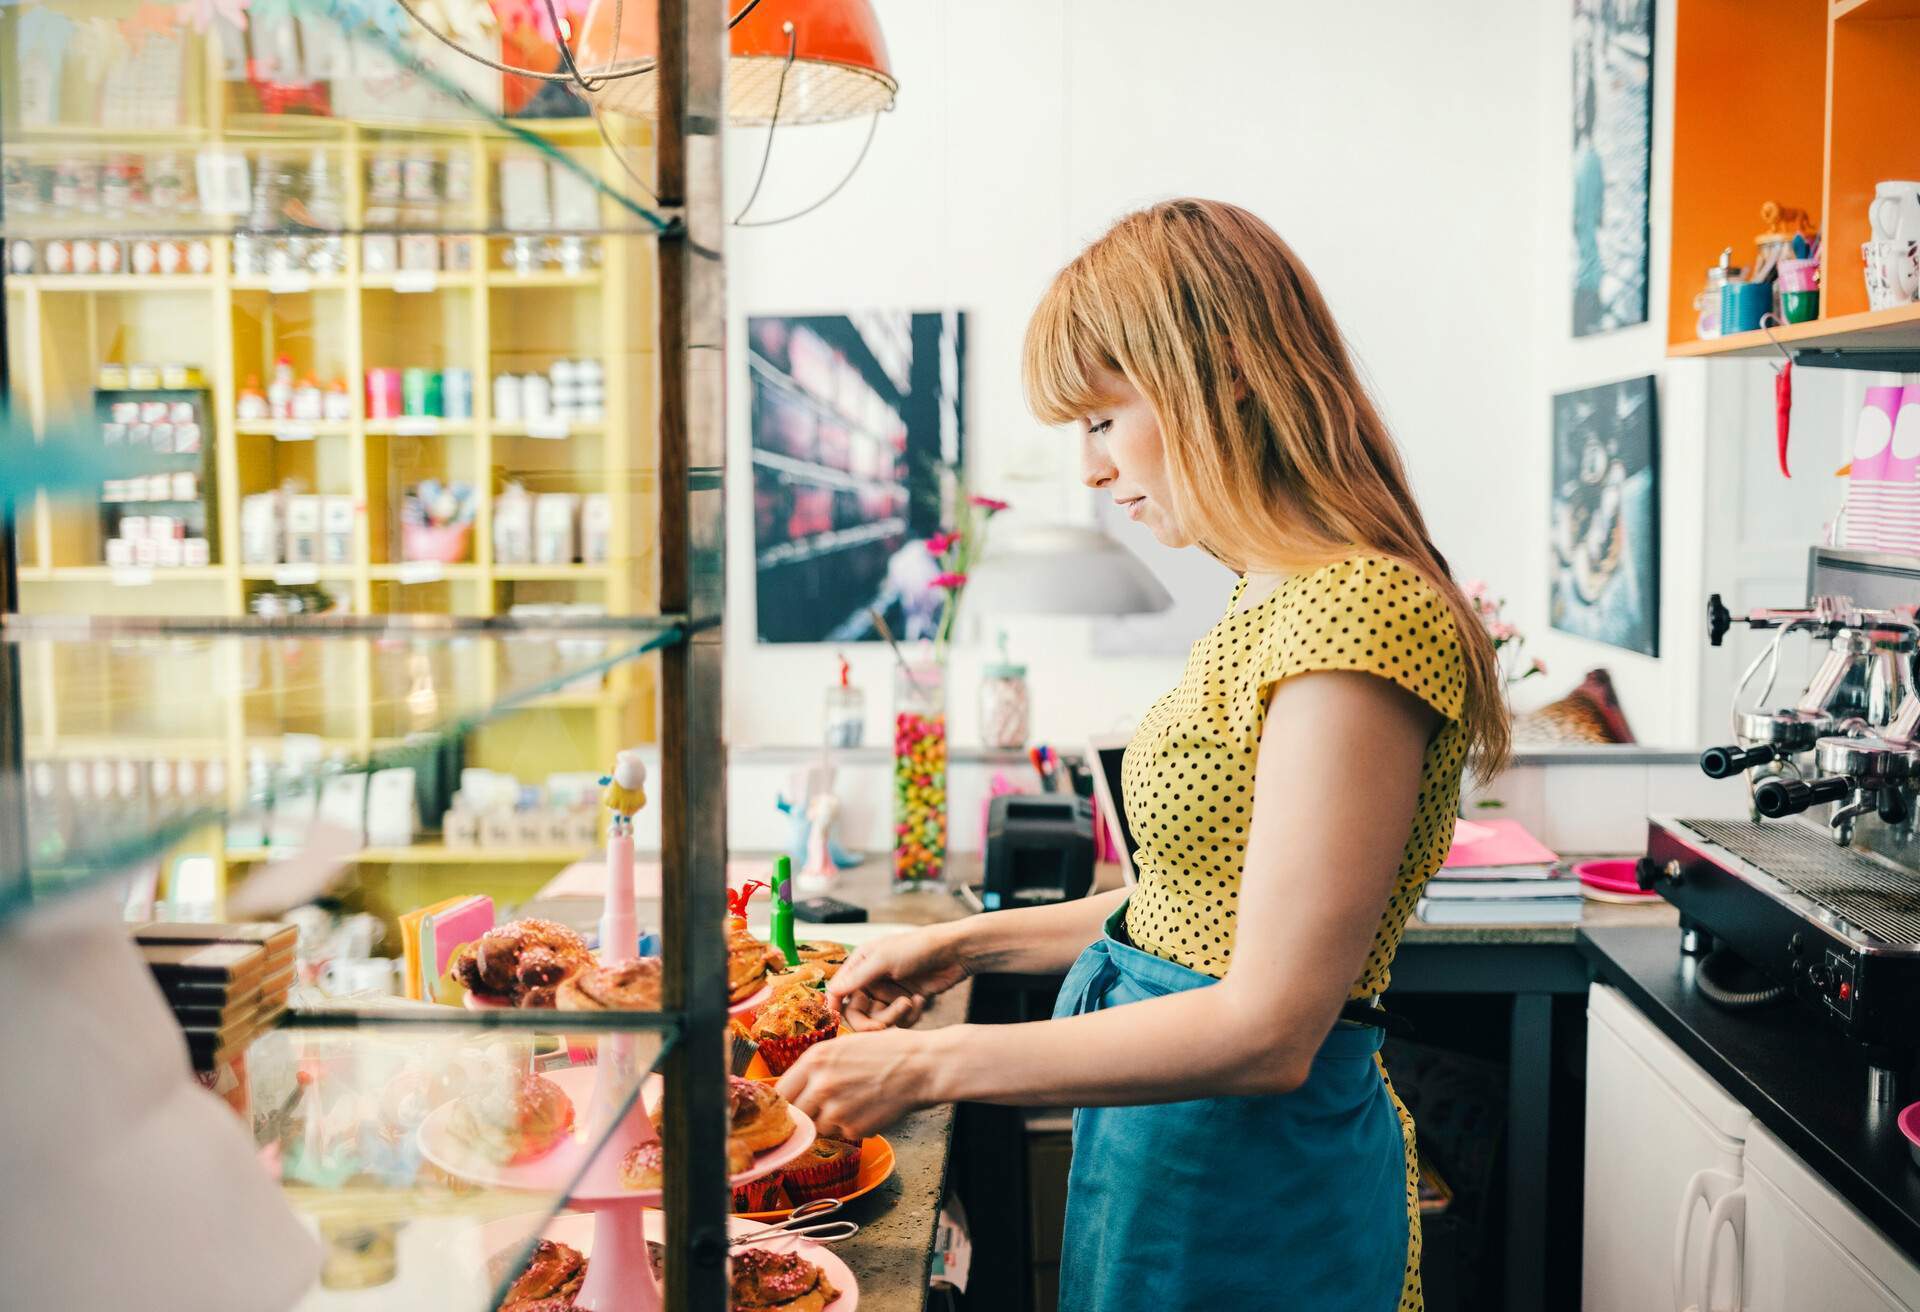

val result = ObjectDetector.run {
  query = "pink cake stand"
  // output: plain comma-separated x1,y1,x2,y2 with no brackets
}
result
425,828,793,1310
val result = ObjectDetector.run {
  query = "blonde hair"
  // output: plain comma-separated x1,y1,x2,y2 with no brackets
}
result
1023,198,1510,781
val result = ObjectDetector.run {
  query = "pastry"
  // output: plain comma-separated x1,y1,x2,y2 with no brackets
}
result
794,942,850,976
449,1071,575,1165
729,1074,796,1152
768,963,832,1000
619,1136,753,1190
727,921,773,1004
451,920,591,1008
781,1134,863,1203
730,1248,839,1311
733,1172,788,1213
498,1239,584,1310
747,988,838,1075
556,958,663,1011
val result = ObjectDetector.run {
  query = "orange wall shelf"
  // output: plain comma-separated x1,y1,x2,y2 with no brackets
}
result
1668,0,1920,359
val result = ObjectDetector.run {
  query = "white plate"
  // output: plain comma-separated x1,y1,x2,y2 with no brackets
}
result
418,1065,814,1201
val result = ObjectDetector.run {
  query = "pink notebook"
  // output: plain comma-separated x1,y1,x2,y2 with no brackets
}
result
422,895,495,1004
1442,819,1559,871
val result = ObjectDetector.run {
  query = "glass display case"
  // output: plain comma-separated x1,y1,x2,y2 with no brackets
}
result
2,0,734,1306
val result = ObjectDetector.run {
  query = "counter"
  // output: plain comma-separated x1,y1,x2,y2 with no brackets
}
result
1579,925,1920,1267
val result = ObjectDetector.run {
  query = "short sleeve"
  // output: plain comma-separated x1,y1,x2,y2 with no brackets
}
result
1246,555,1467,725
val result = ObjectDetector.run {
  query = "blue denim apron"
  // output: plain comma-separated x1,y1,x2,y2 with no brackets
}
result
1054,904,1409,1311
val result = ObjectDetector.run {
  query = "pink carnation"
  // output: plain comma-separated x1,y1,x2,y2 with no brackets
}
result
1464,579,1488,599
1531,657,1547,674
1489,621,1517,641
968,495,1010,513
931,572,969,590
925,531,960,556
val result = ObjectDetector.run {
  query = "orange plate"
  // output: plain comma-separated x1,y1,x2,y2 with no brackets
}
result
735,1135,895,1223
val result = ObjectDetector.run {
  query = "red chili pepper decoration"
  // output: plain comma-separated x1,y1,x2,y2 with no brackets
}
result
1776,359,1793,478
726,880,767,921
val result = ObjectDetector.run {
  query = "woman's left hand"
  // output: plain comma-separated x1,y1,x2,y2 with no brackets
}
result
774,1026,948,1140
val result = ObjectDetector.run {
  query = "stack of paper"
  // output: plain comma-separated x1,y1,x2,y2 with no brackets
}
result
1416,819,1581,925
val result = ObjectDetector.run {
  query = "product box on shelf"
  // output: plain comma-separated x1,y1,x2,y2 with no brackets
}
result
534,493,580,565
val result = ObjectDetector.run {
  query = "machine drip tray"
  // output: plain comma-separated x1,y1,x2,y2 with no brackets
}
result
1679,819,1920,947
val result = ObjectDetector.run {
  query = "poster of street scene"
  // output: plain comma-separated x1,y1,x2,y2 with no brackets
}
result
1572,0,1653,336
1551,376,1659,656
749,311,966,644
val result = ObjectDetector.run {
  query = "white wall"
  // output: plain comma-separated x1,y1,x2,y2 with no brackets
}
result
723,0,1550,753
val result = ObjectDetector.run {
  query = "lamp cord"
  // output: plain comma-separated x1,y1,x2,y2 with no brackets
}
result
731,23,795,225
732,109,879,228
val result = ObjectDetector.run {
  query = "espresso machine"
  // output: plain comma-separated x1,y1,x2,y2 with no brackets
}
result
1642,549,1920,1102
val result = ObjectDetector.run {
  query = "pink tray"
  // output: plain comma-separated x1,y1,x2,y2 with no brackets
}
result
1900,1101,1920,1170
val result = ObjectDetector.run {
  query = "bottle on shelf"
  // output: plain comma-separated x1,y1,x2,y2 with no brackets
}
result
238,374,269,423
267,357,295,421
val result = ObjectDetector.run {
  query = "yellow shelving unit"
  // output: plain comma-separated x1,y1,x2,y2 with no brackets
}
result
4,27,664,894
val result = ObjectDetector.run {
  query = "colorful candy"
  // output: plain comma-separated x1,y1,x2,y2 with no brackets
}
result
893,709,948,885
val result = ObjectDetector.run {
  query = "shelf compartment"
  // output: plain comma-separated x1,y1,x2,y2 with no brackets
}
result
13,274,218,293
1667,0,1829,348
1825,2,1920,319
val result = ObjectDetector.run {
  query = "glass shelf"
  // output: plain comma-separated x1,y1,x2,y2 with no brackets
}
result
0,616,686,926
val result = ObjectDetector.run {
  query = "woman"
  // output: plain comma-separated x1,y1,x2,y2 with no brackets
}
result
777,199,1508,1311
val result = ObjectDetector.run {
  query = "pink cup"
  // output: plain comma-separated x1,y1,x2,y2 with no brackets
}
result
1779,257,1820,293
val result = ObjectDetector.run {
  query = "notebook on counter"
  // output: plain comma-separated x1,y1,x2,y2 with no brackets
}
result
1441,818,1560,879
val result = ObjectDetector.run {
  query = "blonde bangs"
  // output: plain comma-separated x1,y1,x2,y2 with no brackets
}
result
1021,264,1119,427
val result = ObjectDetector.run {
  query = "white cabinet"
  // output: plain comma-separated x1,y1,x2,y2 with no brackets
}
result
1733,1124,1920,1312
1584,982,1920,1312
1584,983,1752,1312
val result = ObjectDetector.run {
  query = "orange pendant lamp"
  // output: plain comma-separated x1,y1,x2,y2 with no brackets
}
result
573,0,897,124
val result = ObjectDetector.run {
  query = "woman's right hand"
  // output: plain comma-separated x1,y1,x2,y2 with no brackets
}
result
826,924,971,1031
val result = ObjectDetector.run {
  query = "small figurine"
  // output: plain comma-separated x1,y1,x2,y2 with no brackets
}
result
600,750,648,833
774,763,862,884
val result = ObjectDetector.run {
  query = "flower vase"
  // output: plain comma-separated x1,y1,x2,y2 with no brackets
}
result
893,660,949,888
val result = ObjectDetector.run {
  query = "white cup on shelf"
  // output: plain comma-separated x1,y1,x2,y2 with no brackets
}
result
1870,181,1920,244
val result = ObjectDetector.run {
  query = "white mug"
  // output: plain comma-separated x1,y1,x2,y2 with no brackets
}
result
1870,181,1920,244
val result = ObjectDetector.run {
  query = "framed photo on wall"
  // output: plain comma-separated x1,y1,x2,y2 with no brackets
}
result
747,311,966,645
1571,0,1653,337
1551,375,1659,657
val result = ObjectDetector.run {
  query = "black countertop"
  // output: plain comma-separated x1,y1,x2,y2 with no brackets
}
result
1579,925,1920,1266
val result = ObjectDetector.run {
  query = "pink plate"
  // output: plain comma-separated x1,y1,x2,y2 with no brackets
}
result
731,981,773,1018
1575,859,1658,898
417,1065,814,1202
483,1210,859,1311
1899,1101,1920,1170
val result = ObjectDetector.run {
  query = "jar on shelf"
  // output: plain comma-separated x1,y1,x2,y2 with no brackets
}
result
893,659,948,889
979,635,1029,750
824,654,865,749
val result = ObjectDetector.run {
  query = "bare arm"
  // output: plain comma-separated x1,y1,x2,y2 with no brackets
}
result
948,885,1130,975
782,669,1440,1133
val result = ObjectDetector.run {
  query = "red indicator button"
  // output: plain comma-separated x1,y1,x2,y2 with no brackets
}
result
1839,982,1852,1001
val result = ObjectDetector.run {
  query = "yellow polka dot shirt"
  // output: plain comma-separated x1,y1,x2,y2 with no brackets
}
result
1121,554,1469,996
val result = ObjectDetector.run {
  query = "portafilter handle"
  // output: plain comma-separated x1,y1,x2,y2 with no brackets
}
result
1700,744,1776,778
1752,775,1853,819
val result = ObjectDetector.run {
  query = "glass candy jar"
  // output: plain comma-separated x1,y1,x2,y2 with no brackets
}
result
892,660,948,888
